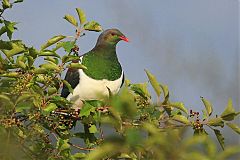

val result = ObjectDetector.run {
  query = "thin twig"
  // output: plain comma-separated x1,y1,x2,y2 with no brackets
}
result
51,132,58,141
122,121,141,126
68,142,95,151
99,123,104,140
0,9,5,18
159,125,189,129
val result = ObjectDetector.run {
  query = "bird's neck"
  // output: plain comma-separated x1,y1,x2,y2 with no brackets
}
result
94,43,117,59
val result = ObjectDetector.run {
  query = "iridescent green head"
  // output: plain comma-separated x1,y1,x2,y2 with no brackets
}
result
96,28,129,46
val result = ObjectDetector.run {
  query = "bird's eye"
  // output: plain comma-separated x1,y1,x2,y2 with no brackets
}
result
111,33,115,36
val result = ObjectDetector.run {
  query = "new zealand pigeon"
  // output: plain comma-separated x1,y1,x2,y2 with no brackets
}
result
61,28,129,109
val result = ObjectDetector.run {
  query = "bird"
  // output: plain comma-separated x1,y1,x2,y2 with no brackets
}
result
61,28,129,109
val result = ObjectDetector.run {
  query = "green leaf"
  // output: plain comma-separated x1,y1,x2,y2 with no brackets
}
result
27,56,34,67
48,87,57,95
159,83,169,102
39,50,60,58
31,85,44,96
33,68,48,74
2,0,11,9
61,41,75,53
130,82,150,98
226,123,240,134
2,41,26,57
126,128,142,146
67,63,87,70
28,47,38,58
35,74,45,83
41,35,66,51
62,80,73,94
204,136,217,157
111,88,137,118
4,21,17,40
221,99,236,121
14,0,24,4
184,134,209,147
15,93,32,105
144,69,161,97
89,124,98,133
76,8,87,25
79,103,95,117
0,26,7,37
0,72,19,77
86,143,120,160
86,100,104,108
0,40,12,50
64,14,78,27
202,109,208,120
170,102,188,114
62,55,80,64
16,101,32,112
40,62,60,71
16,55,27,69
172,115,191,125
16,54,25,62
216,146,240,160
17,60,26,69
84,21,102,32
73,153,86,159
0,94,14,107
57,138,70,151
44,56,59,64
208,117,224,127
52,42,64,51
201,96,213,116
50,95,71,106
213,129,224,150
43,103,57,115
124,79,131,87
118,153,137,159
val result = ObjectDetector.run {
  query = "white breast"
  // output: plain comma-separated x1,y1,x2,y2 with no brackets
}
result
66,69,123,102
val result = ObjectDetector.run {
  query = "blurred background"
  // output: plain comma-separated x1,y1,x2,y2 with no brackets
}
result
6,0,239,145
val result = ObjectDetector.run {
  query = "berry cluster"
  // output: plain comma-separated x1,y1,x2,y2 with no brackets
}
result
134,95,150,107
43,108,80,131
0,117,22,127
0,112,26,127
12,73,33,94
190,110,204,131
71,45,80,54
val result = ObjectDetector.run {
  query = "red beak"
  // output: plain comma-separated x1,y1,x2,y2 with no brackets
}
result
119,36,129,42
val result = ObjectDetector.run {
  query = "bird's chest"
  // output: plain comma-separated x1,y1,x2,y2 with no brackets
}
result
68,69,123,101
81,54,122,81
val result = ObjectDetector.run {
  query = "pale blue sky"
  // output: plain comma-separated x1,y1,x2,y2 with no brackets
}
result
5,0,239,144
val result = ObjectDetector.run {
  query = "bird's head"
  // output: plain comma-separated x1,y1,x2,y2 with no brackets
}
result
96,28,129,46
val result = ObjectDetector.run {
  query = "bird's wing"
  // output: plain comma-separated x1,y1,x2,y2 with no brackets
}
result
120,72,125,88
61,68,80,98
